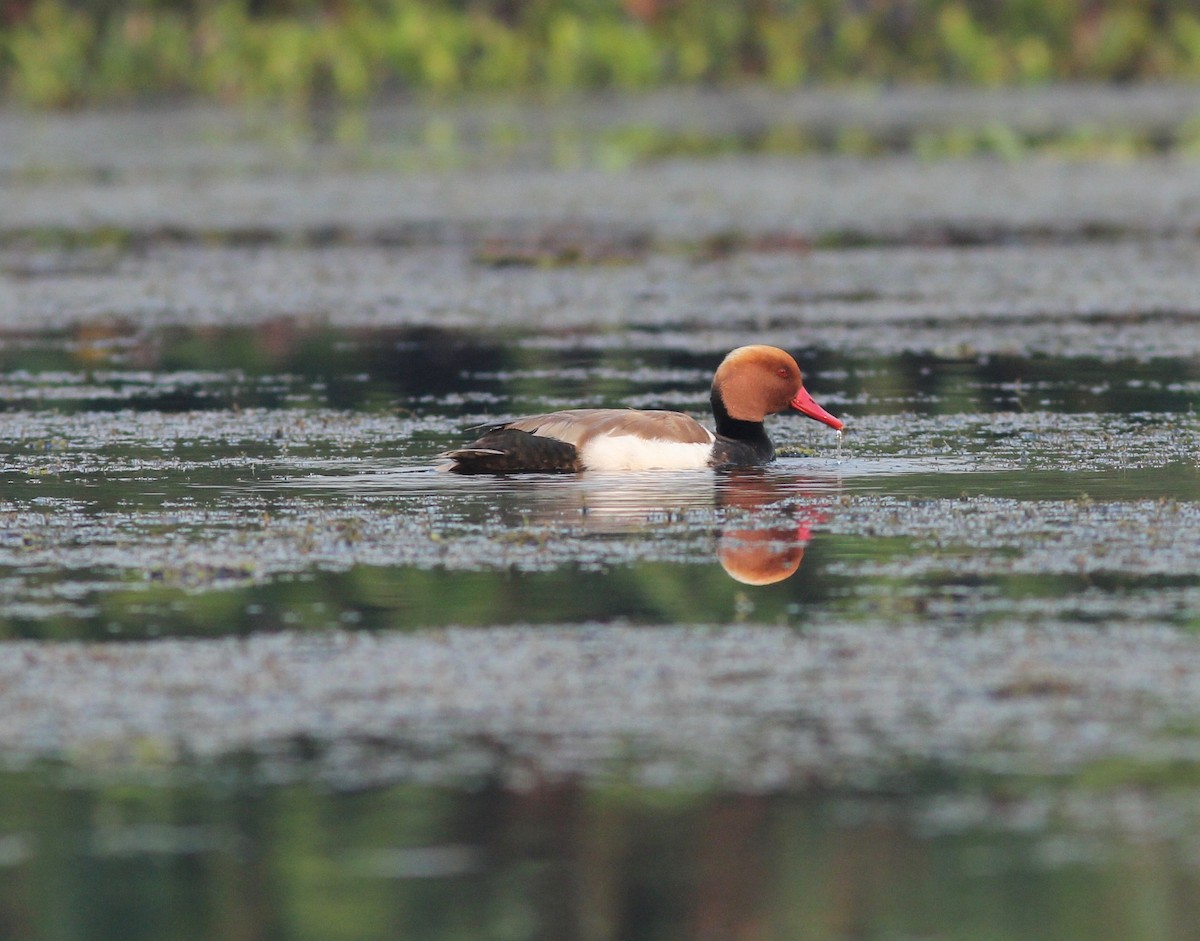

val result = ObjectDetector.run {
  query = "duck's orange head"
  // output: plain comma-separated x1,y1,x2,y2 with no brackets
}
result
713,345,844,430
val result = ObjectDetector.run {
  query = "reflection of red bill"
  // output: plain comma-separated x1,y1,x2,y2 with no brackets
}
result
790,387,844,431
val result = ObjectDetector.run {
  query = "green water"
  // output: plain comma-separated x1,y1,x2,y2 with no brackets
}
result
1,771,1198,941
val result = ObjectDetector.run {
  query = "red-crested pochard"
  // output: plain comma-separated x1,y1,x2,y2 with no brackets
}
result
443,345,844,473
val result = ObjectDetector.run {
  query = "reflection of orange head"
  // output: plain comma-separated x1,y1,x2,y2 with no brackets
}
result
717,528,806,585
715,469,830,586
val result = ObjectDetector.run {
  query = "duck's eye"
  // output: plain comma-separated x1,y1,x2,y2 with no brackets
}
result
776,367,789,378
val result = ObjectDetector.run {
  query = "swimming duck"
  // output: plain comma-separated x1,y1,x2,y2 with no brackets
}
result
443,345,843,473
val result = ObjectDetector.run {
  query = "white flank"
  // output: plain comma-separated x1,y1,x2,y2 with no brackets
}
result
579,432,714,471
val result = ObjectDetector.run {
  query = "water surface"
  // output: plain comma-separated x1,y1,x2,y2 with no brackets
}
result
2,316,1199,939
2,323,1196,637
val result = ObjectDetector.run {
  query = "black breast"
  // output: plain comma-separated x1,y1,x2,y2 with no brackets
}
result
708,390,775,466
709,434,775,467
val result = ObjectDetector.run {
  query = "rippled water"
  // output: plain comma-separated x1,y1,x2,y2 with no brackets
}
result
2,323,1196,636
2,320,1199,939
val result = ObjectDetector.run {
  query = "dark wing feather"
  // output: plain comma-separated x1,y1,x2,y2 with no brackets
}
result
442,428,581,474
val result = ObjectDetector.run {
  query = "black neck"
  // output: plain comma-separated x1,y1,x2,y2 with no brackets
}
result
711,389,773,456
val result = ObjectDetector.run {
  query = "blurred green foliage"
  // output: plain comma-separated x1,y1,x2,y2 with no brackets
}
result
3,0,1200,107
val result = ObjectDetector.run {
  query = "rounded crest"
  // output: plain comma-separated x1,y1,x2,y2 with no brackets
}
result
712,345,803,422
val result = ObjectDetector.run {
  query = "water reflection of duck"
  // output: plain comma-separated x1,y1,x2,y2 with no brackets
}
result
716,469,832,585
444,346,843,473
531,469,834,586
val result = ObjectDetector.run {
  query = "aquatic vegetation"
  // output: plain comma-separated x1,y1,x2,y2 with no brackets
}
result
6,0,1200,106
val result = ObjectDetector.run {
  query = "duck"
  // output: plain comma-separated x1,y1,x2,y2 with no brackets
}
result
442,345,844,474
